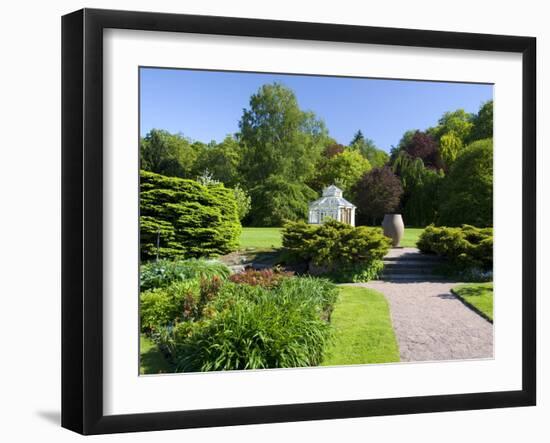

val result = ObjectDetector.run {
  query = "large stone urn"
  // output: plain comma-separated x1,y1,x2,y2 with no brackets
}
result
382,214,405,247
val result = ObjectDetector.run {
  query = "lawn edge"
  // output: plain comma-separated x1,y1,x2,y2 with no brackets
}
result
450,288,493,324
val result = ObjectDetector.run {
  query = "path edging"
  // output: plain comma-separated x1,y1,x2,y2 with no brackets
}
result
450,288,493,324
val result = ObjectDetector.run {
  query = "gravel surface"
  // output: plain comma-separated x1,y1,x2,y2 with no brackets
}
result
356,280,494,362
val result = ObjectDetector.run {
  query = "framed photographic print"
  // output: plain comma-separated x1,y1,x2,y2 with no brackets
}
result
61,8,536,435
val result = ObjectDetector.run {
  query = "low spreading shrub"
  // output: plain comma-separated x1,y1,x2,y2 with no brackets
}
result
417,224,493,273
140,258,230,291
228,267,294,288
153,276,339,371
281,220,391,282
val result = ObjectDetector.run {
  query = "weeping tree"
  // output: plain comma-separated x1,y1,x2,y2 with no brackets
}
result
392,152,444,226
439,131,463,169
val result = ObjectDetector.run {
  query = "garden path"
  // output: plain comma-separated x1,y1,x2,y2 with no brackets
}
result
353,248,493,362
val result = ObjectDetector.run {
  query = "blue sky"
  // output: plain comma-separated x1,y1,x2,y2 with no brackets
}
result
140,67,493,152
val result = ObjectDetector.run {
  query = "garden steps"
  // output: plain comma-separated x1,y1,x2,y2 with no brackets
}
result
379,247,448,282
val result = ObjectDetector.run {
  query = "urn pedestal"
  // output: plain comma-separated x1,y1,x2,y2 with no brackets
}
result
382,214,405,247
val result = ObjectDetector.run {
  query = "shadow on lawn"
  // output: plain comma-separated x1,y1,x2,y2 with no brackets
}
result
141,342,173,375
454,285,493,297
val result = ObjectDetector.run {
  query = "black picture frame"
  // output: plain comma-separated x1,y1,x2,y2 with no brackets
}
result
62,8,536,435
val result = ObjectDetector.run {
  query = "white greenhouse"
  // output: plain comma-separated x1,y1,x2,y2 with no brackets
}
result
308,184,356,226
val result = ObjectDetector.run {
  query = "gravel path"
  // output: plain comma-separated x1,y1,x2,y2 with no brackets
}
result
356,280,493,362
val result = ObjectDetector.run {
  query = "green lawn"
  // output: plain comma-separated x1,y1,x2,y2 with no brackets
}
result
140,334,173,375
322,286,400,366
452,282,493,321
400,227,424,248
240,227,283,249
240,226,424,250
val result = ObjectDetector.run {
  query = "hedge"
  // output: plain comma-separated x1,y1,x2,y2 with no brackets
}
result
282,220,391,282
140,170,241,260
417,224,493,271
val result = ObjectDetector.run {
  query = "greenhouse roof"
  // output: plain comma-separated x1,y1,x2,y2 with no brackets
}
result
309,185,356,209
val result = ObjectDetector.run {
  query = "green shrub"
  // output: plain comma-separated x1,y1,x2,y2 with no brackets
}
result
156,276,339,371
140,170,241,260
140,280,200,332
228,268,294,288
417,224,493,271
282,220,391,281
327,260,385,283
140,258,230,291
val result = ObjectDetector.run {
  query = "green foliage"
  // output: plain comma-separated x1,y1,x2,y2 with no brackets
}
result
140,170,241,259
392,152,444,226
352,166,404,225
439,131,463,168
193,135,242,186
248,176,317,226
232,184,252,221
417,224,493,271
229,268,294,288
238,82,329,186
438,139,493,227
156,277,339,371
431,109,474,145
237,83,331,225
468,100,493,143
140,129,200,178
349,132,389,168
327,260,385,283
312,149,372,193
140,280,200,332
282,220,391,281
140,258,230,291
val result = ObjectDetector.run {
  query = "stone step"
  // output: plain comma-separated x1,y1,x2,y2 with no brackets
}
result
378,273,449,282
383,260,442,267
382,265,437,274
383,255,443,263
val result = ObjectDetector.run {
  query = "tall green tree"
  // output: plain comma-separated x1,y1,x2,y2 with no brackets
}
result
438,138,493,227
350,134,389,168
350,130,365,146
312,149,372,193
468,100,493,143
193,135,242,186
431,109,474,145
238,83,328,225
140,129,199,178
238,83,328,185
